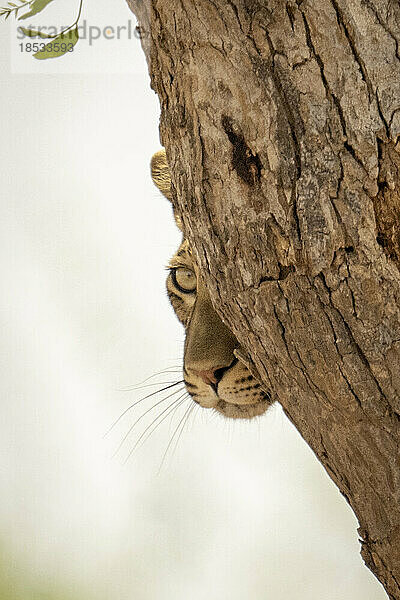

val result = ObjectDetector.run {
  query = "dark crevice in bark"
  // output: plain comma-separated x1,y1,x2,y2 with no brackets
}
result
226,0,244,35
343,140,368,174
318,273,389,409
329,0,374,100
299,10,331,100
376,90,391,139
285,2,296,32
221,116,262,186
275,285,336,407
300,8,369,175
362,0,400,62
271,302,320,397
337,363,362,407
373,138,400,268
258,28,303,244
262,31,302,180
329,160,345,235
348,282,357,317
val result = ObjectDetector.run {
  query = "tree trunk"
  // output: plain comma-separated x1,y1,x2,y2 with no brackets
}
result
126,1,400,597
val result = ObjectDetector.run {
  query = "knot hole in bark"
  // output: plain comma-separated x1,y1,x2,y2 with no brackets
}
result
221,115,262,186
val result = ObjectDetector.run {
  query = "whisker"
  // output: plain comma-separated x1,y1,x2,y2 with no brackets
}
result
117,380,179,392
117,369,182,392
170,403,195,461
104,380,184,438
112,386,185,457
135,395,189,453
123,393,189,463
158,402,194,473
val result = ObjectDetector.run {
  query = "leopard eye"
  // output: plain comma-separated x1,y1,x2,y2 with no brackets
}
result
171,267,196,293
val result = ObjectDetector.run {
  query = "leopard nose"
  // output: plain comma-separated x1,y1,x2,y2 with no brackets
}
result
192,368,226,386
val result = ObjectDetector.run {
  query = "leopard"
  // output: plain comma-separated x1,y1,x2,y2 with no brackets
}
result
151,149,273,420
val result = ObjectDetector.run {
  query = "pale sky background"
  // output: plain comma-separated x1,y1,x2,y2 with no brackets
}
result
0,1,386,599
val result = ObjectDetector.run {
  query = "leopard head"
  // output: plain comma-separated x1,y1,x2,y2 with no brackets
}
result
151,149,272,419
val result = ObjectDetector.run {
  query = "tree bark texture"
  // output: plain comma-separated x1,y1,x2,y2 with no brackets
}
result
127,1,400,597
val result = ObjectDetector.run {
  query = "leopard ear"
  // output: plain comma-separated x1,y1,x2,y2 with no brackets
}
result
151,148,184,232
151,149,172,201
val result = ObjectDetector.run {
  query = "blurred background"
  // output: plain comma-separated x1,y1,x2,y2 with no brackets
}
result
0,1,386,598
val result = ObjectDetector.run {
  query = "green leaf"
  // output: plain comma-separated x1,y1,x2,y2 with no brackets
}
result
33,27,79,60
19,0,56,20
18,26,51,38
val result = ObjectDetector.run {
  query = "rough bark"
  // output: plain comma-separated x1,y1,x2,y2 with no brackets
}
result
127,1,400,597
